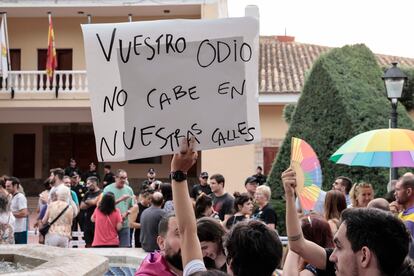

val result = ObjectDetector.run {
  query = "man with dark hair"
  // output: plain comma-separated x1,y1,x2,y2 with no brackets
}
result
190,172,211,200
70,171,88,238
80,176,102,247
103,169,134,247
209,174,234,221
142,168,158,190
224,220,282,276
395,175,414,258
244,176,258,198
136,213,183,276
332,176,352,206
82,162,100,182
140,191,166,252
49,168,78,215
64,158,81,177
102,164,115,188
330,208,409,276
283,167,410,276
253,166,267,185
5,177,28,244
49,168,66,203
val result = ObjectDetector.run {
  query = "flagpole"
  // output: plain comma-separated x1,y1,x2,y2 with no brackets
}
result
128,13,132,22
87,14,91,24
2,13,13,98
3,13,11,72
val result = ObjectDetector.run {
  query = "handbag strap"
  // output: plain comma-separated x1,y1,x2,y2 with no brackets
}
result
106,214,115,229
49,205,69,226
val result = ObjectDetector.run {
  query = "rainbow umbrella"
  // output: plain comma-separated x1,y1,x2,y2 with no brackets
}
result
291,137,323,211
330,128,414,168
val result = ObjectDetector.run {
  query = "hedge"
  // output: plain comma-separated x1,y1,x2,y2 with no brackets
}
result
268,44,414,234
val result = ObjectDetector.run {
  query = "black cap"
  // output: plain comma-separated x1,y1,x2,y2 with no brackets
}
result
245,176,258,185
200,172,209,178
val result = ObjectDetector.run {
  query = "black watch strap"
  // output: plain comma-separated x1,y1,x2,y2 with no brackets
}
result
170,171,187,182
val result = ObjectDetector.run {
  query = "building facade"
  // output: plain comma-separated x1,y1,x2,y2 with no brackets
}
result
1,1,413,195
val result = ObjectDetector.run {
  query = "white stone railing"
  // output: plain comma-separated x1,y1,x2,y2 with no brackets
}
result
0,70,88,94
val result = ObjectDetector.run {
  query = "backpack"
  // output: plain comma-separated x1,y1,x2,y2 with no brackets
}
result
0,214,15,244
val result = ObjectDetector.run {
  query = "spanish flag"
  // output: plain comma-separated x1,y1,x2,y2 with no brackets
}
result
46,12,57,82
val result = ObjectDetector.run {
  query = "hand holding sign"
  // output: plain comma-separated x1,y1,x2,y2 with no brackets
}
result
82,16,260,162
290,137,323,211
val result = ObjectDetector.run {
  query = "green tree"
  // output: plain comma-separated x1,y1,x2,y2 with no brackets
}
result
268,45,414,233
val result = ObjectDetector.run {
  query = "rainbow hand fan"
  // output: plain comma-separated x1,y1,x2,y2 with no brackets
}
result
290,137,323,211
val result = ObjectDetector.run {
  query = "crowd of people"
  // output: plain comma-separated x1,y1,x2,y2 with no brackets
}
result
1,146,414,275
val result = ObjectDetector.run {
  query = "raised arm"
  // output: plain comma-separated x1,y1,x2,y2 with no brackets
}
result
171,137,203,267
282,167,327,269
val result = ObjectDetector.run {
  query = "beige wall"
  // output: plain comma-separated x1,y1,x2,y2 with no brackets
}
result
260,105,289,139
9,14,202,71
202,144,255,194
0,124,43,178
201,104,289,193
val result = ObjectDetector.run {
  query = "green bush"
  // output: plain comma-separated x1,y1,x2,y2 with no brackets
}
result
268,45,414,232
283,104,296,125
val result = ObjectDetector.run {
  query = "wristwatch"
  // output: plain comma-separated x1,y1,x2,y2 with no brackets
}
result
170,171,187,182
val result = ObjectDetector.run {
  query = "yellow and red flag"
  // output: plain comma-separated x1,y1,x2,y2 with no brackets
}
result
46,13,57,82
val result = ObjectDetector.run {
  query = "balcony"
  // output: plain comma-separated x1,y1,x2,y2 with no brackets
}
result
0,70,89,99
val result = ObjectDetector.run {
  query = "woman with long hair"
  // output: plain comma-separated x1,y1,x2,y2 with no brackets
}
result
195,193,215,219
349,182,374,208
0,194,15,244
92,192,123,247
197,217,227,272
324,190,347,234
283,214,334,275
225,192,253,230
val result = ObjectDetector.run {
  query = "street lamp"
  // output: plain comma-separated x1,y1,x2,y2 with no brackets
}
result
382,62,407,180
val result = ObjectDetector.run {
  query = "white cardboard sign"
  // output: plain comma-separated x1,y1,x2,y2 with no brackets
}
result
82,17,261,162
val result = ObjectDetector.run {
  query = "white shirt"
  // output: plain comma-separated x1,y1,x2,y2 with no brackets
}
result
183,259,206,276
10,193,27,232
0,212,15,231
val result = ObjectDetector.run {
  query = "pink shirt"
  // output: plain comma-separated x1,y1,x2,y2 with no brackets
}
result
92,208,122,247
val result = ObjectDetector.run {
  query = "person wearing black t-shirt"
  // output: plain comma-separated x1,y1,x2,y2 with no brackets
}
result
225,192,253,230
64,158,81,177
190,172,212,200
102,165,115,188
209,174,234,222
253,185,277,230
70,171,88,236
80,176,102,247
82,162,100,182
253,166,267,185
129,189,152,248
282,167,411,276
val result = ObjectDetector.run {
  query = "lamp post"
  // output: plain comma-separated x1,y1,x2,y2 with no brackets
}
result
382,62,407,180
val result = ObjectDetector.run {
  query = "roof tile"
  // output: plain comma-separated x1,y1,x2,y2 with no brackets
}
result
259,36,414,94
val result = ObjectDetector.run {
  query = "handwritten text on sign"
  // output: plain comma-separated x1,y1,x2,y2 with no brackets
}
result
82,18,260,161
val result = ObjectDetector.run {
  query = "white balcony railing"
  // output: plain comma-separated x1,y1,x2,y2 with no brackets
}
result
0,70,88,94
